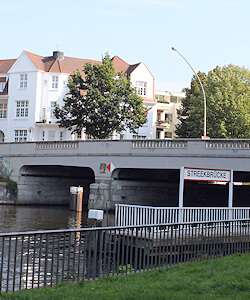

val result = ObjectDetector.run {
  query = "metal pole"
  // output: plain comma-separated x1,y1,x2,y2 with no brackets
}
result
172,47,207,138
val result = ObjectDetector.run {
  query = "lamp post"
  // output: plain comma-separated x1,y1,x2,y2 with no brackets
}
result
172,47,208,139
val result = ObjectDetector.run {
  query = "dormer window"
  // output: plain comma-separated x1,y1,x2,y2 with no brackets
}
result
51,76,58,89
0,82,5,92
136,81,147,96
20,74,28,89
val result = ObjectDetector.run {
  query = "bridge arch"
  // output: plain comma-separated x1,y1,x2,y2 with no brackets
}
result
18,165,95,205
110,168,250,208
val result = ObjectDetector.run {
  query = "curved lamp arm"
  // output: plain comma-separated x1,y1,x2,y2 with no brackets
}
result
172,47,207,138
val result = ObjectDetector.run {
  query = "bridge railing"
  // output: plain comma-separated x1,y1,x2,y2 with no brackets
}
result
36,141,79,149
132,140,187,148
131,139,250,149
0,220,249,294
115,204,250,227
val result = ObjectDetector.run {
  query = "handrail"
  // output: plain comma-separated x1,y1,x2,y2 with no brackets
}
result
115,204,250,227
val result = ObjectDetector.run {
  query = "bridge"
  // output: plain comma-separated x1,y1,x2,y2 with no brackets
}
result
0,139,249,210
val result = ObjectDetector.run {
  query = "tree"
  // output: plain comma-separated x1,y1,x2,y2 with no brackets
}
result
175,64,250,138
54,53,147,139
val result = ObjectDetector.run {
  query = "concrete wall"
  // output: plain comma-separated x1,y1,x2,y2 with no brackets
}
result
0,139,249,207
18,176,93,205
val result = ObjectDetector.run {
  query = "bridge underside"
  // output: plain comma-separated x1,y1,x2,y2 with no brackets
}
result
107,169,250,208
18,165,95,205
16,166,249,209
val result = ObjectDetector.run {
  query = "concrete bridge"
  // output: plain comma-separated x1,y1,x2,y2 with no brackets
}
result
0,139,249,210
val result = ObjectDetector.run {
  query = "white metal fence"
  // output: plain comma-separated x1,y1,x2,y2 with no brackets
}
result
115,204,250,227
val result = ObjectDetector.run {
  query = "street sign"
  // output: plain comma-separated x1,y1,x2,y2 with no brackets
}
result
184,167,231,182
107,162,115,173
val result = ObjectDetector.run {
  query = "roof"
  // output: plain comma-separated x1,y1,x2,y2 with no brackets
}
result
24,51,101,77
0,59,16,73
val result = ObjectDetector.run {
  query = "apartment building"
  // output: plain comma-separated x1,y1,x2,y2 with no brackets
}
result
155,90,185,139
0,51,156,142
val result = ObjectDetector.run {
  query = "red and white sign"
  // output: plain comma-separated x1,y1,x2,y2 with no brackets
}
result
184,167,231,182
107,162,115,173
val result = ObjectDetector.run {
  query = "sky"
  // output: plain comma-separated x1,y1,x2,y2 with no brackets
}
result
1,0,249,92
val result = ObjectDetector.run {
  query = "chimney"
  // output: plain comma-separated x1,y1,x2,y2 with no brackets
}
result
53,51,64,60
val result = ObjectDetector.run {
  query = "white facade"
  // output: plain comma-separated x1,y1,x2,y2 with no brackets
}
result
122,62,156,140
0,51,157,142
155,90,185,139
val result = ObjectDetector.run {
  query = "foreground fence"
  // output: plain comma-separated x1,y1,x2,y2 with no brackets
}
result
115,204,250,227
0,220,249,294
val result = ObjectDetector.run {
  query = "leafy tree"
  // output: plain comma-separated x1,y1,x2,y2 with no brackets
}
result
54,53,147,139
175,64,250,138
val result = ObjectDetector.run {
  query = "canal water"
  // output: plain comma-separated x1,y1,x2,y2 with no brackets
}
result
0,205,115,233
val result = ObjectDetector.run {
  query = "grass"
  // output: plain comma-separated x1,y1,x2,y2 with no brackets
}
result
1,253,250,300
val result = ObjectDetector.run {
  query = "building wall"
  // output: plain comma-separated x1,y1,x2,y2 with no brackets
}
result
0,52,186,142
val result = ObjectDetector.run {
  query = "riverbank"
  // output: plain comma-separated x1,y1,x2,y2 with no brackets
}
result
2,253,250,299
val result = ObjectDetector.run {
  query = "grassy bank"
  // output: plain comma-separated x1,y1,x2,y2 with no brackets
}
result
1,253,250,300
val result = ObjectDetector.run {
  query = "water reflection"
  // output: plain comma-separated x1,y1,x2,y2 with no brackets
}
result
0,205,114,233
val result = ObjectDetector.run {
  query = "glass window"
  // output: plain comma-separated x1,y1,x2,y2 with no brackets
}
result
132,135,146,139
14,130,27,142
50,102,56,118
136,81,147,96
20,74,28,88
170,96,177,103
16,101,29,117
41,131,45,141
52,76,58,89
0,82,5,92
0,102,7,118
60,131,64,141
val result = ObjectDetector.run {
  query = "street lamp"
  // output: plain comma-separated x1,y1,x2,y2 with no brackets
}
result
172,47,208,139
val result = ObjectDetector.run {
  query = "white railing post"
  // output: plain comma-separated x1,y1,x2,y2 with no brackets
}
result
228,170,234,220
178,167,184,224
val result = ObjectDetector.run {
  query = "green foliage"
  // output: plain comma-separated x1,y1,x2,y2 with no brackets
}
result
3,253,250,299
54,53,147,139
0,176,17,198
176,64,250,138
5,177,17,197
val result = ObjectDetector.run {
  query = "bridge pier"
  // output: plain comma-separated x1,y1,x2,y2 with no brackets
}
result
16,176,93,206
88,179,179,211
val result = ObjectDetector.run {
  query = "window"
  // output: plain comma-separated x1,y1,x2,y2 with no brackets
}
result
16,101,29,117
52,76,58,89
0,82,5,92
15,130,27,142
50,102,56,118
136,81,147,96
60,131,64,141
77,131,82,140
0,102,7,118
41,131,45,141
170,96,177,103
132,135,146,139
42,108,46,119
165,132,172,139
20,74,28,89
165,114,172,123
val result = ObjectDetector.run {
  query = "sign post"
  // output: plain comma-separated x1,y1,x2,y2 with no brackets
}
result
178,167,184,223
179,167,233,219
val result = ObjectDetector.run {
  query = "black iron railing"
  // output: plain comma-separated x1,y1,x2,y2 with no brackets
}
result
0,220,249,294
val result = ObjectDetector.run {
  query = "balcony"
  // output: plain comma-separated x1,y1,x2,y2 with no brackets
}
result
156,120,170,128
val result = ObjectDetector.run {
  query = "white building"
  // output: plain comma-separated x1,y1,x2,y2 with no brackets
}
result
0,51,156,142
155,90,185,139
